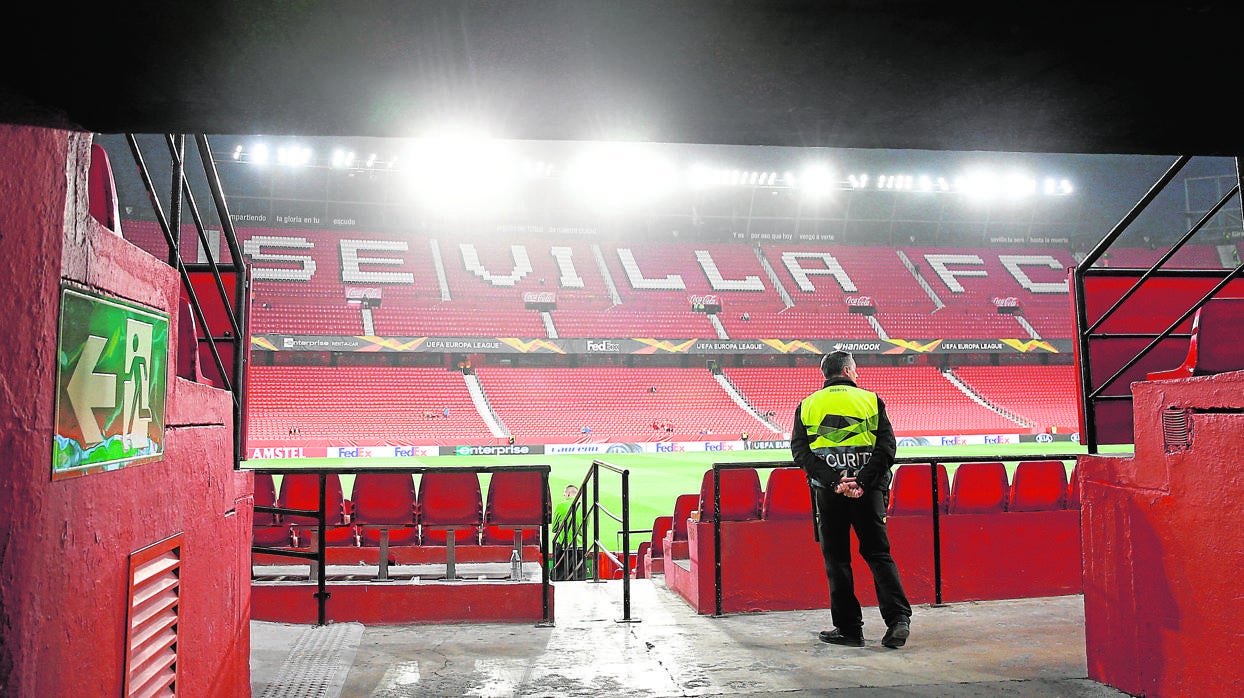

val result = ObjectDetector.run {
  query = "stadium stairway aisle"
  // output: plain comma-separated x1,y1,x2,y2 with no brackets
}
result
251,581,1128,697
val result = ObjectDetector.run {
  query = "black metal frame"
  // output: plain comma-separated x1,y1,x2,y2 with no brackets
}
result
122,133,251,466
1072,155,1244,452
552,459,640,623
251,464,552,627
708,455,1080,617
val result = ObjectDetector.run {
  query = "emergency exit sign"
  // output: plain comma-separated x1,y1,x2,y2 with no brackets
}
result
53,286,168,479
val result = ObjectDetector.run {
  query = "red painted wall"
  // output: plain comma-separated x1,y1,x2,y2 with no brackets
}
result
0,126,252,695
1080,370,1244,697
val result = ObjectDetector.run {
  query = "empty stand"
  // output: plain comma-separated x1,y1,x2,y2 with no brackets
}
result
948,462,1011,514
697,468,763,522
888,463,950,515
952,365,1080,433
725,364,1025,436
476,365,766,442
350,472,419,546
761,467,813,520
246,365,495,444
481,471,550,546
1008,460,1069,512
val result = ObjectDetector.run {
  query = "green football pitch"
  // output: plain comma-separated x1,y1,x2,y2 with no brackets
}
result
247,442,1129,551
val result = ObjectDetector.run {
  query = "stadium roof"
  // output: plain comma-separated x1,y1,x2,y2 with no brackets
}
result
3,2,1243,156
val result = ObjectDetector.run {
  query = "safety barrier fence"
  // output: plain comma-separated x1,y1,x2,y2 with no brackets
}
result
251,464,552,626
707,454,1082,617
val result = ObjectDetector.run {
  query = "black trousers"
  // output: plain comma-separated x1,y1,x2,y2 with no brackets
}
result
814,485,912,631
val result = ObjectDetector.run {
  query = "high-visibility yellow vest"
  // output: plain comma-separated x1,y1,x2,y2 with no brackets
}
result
799,383,880,473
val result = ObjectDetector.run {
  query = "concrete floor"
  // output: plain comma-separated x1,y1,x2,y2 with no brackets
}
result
251,577,1130,697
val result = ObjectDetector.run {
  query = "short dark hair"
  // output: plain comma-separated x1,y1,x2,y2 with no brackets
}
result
820,350,854,378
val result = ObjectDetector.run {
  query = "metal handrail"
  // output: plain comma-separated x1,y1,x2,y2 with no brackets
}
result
552,459,639,623
708,454,1081,617
122,133,251,466
250,464,553,627
1072,155,1243,451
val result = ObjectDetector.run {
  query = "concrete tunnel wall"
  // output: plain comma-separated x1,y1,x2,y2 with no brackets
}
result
0,125,253,696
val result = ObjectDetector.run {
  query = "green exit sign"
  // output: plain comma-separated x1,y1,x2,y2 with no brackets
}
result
53,286,169,480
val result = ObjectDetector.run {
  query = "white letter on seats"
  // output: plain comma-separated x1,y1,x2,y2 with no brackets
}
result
999,254,1068,294
781,252,858,293
243,236,317,282
617,248,685,290
924,254,986,293
696,250,764,291
340,239,414,284
550,247,585,288
460,244,532,287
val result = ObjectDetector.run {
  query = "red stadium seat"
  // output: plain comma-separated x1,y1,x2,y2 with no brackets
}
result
1008,460,1069,512
698,468,762,522
1147,297,1244,380
88,142,121,235
887,463,950,516
417,471,483,546
949,462,1010,514
762,467,813,520
635,541,651,578
279,473,355,547
252,472,292,547
481,471,550,546
649,516,673,556
1067,466,1081,509
351,472,419,546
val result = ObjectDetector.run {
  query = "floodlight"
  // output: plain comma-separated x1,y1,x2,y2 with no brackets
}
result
798,163,836,196
563,142,677,207
250,143,269,166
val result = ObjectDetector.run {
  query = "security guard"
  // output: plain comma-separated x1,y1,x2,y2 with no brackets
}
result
791,350,911,649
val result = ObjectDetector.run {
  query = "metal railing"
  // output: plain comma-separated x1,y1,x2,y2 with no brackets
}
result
123,133,250,466
707,454,1081,617
553,459,640,623
251,464,552,627
1072,155,1244,452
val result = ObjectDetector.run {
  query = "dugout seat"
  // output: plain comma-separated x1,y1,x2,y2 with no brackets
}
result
279,473,355,547
644,515,673,576
1067,466,1081,509
417,471,483,547
350,472,419,547
762,467,812,520
481,471,550,546
252,472,293,547
664,493,699,560
1008,460,1069,512
635,541,650,578
697,467,762,522
887,463,950,516
949,462,1010,514
88,142,122,235
176,298,212,385
1147,297,1244,381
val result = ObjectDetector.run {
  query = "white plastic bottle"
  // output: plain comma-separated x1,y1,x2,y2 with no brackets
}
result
510,549,522,580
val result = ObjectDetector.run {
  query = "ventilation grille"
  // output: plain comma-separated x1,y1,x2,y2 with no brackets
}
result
125,534,182,697
1162,407,1190,450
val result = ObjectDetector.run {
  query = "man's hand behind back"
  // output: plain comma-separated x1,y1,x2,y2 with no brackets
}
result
834,476,863,499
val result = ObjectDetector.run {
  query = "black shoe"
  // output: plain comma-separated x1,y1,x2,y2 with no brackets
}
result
818,628,865,647
882,620,910,649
